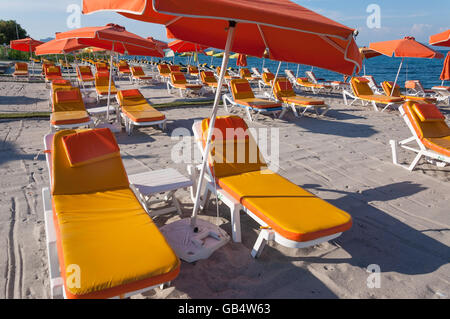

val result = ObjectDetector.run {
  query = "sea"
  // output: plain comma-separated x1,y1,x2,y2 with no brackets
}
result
146,49,449,89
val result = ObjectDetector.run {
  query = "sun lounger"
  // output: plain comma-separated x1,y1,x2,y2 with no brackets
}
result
168,65,181,73
216,66,239,82
50,87,93,131
189,116,352,257
44,65,64,84
306,71,349,91
115,89,166,135
251,67,262,78
42,62,55,75
188,65,199,77
41,128,180,298
200,71,227,93
118,61,131,79
431,86,450,105
222,79,284,122
381,81,437,104
405,80,436,97
157,64,171,82
59,59,71,69
167,72,204,97
76,66,95,87
13,62,29,80
362,75,383,95
95,62,109,73
343,77,404,112
240,68,259,81
258,72,275,90
95,71,118,103
284,69,331,93
390,102,450,171
130,66,153,84
274,77,329,117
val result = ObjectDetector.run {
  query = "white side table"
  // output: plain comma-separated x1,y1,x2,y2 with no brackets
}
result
129,168,193,217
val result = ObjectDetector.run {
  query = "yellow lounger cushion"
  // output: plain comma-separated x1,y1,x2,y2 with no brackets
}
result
53,188,180,298
280,96,325,106
51,111,90,125
218,169,352,242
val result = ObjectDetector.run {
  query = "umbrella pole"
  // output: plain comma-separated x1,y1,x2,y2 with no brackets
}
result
296,64,300,78
64,53,72,82
391,57,404,96
106,42,115,121
269,61,282,99
190,21,237,227
262,57,265,71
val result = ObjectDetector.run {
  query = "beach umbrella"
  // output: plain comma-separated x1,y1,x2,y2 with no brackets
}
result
54,24,163,121
370,36,443,95
429,30,450,85
147,36,169,50
440,52,450,84
82,0,362,261
359,46,382,75
236,54,247,67
10,37,44,76
168,39,208,53
35,38,90,81
429,29,450,47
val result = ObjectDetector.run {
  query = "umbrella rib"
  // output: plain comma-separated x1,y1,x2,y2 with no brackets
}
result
257,24,269,51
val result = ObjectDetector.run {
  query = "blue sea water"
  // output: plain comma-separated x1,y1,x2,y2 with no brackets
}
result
148,49,449,89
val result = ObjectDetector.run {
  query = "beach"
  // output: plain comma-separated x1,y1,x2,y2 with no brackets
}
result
0,75,449,299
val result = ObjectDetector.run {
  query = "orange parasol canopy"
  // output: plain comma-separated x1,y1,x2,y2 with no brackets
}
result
35,38,89,55
369,36,443,59
236,54,247,67
82,0,362,75
359,46,382,59
429,29,450,47
148,36,169,50
440,52,450,81
168,39,208,53
55,23,163,57
10,38,44,53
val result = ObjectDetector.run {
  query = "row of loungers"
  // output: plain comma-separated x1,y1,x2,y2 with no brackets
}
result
42,116,354,298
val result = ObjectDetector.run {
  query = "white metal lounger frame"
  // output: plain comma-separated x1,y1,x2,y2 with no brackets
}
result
189,122,342,258
389,105,449,171
342,86,403,112
166,79,205,97
41,134,172,299
280,100,329,118
431,86,450,105
222,93,285,122
362,76,383,95
114,95,167,135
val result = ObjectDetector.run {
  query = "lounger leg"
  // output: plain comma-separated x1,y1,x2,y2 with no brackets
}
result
290,104,299,118
229,203,242,243
320,105,329,116
380,103,391,112
408,151,424,171
279,108,287,119
251,229,274,258
372,101,379,112
245,108,253,122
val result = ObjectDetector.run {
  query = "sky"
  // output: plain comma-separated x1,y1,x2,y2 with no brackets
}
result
1,0,449,47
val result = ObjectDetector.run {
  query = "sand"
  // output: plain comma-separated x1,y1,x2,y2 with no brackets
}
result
0,69,449,299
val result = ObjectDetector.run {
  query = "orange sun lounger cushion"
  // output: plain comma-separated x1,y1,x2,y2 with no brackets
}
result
413,103,446,122
62,128,120,167
200,116,352,242
262,72,275,85
117,90,166,123
55,89,82,104
121,89,142,98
